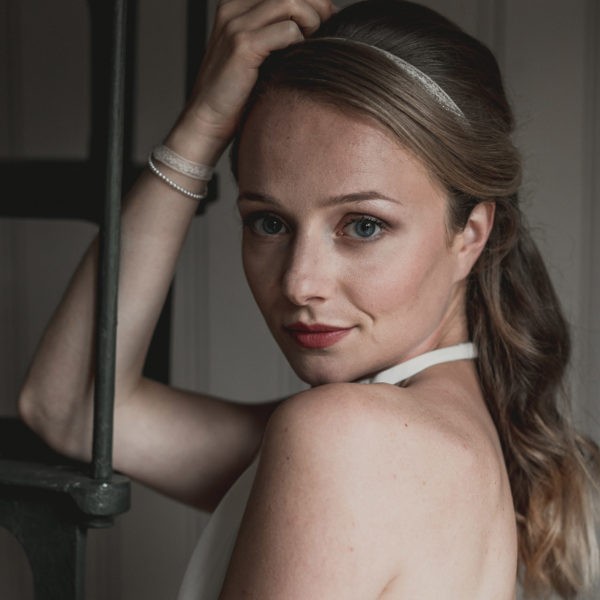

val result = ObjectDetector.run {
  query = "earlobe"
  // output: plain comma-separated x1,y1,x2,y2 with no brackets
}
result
454,201,495,278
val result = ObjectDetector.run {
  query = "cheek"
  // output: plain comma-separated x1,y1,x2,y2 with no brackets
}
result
349,264,421,317
345,233,453,318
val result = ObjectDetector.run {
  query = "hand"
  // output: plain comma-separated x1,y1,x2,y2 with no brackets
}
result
167,0,337,163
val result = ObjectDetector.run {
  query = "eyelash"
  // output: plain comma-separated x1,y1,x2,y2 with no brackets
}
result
242,212,289,236
341,215,387,240
242,211,388,241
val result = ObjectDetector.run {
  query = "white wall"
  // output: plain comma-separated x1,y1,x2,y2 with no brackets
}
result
1,0,598,598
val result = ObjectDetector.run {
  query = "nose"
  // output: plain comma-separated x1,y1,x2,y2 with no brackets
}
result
282,233,335,306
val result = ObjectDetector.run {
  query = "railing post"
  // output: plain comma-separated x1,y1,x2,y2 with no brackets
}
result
92,0,128,482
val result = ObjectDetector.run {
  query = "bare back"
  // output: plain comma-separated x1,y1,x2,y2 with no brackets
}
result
376,362,518,598
215,359,518,599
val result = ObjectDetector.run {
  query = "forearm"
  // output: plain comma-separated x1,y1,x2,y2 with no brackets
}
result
17,0,335,475
18,125,216,456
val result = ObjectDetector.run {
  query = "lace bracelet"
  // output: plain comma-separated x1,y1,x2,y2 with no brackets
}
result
151,144,214,181
147,155,208,200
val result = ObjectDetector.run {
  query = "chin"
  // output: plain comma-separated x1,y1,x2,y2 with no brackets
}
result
286,356,361,387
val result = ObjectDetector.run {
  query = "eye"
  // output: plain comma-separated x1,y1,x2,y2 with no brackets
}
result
342,216,385,239
244,212,289,236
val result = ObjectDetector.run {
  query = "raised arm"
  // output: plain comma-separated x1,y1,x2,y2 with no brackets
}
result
18,0,337,511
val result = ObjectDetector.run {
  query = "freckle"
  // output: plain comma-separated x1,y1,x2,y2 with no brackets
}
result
392,473,397,480
348,546,354,552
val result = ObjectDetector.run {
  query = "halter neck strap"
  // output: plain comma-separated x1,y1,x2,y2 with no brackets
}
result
358,342,477,385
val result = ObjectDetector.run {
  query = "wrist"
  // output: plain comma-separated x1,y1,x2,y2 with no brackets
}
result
147,155,209,201
164,105,233,167
152,145,214,181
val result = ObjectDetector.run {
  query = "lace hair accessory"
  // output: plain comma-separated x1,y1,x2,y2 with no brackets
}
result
312,37,465,120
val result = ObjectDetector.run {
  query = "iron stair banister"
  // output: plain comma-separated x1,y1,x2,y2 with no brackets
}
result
0,2,131,598
92,0,127,485
0,0,218,598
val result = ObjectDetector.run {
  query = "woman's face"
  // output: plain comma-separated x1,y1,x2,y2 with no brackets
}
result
237,92,470,385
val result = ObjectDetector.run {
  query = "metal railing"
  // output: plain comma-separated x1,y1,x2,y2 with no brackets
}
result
0,1,215,597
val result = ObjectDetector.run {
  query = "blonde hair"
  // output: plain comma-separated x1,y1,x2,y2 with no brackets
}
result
231,1,600,595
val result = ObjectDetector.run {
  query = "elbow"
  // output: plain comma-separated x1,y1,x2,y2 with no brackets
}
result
17,378,44,436
17,376,91,461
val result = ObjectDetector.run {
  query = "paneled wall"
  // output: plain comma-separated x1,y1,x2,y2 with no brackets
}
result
1,0,598,598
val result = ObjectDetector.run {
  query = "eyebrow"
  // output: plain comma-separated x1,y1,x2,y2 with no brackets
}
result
237,190,403,207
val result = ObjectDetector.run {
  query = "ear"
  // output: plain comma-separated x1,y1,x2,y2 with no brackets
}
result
451,201,495,280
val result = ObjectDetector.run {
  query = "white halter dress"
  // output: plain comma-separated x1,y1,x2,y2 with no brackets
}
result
176,342,477,600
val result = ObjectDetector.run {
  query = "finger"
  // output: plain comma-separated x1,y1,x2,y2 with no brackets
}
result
229,19,305,66
216,0,335,35
190,19,304,118
268,0,336,24
214,0,264,35
220,0,334,17
232,0,323,37
305,0,338,22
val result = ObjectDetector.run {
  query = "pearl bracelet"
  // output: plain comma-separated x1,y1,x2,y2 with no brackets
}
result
147,155,207,200
151,144,214,181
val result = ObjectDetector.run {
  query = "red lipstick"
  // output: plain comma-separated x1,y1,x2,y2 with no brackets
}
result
285,322,353,350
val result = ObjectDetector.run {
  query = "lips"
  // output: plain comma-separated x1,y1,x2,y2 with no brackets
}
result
284,322,353,350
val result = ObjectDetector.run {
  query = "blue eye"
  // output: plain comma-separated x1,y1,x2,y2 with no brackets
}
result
246,213,288,236
344,216,384,239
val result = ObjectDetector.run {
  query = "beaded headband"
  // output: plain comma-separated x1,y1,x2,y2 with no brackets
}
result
311,37,465,120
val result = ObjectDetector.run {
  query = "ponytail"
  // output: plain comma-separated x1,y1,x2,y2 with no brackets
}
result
469,198,600,597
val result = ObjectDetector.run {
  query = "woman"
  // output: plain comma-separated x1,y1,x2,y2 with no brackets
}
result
19,0,599,598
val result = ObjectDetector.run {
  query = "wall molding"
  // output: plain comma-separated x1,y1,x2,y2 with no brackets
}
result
581,0,600,422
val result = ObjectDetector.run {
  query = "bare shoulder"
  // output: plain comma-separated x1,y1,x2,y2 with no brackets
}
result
262,382,400,455
221,379,516,598
268,379,506,494
262,380,502,491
